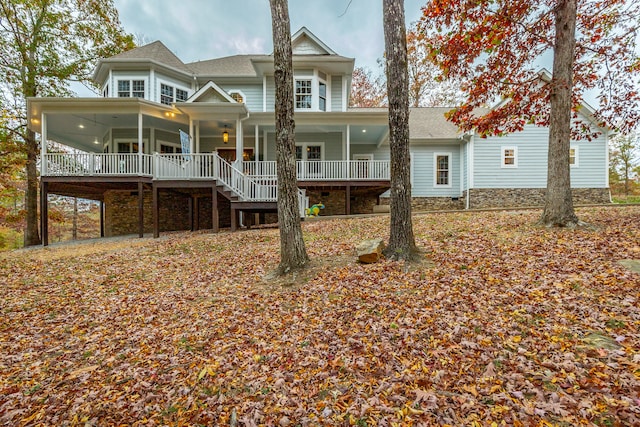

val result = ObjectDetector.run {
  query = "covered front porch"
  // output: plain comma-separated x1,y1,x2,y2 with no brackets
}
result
29,98,391,245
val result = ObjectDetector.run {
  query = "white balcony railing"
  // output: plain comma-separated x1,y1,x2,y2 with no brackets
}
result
44,153,152,176
44,154,390,182
243,160,390,181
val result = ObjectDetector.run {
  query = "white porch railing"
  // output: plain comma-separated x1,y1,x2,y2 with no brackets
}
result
44,153,152,176
243,160,390,181
42,153,386,216
45,154,391,181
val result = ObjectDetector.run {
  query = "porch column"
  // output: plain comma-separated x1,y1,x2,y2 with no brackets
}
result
189,119,195,154
41,180,48,246
235,117,243,162
153,184,159,238
138,113,143,175
263,130,268,161
138,181,144,238
346,124,351,178
254,125,260,161
212,184,219,233
40,113,47,176
196,121,200,153
99,200,104,237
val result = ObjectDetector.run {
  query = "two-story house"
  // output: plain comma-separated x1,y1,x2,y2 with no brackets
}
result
28,27,610,245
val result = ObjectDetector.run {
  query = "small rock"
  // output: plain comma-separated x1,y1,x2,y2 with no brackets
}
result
279,416,291,427
356,238,385,263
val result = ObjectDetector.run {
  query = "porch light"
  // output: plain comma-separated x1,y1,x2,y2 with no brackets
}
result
223,125,229,144
93,138,99,144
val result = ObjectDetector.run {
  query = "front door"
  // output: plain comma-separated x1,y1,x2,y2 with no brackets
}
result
353,154,373,179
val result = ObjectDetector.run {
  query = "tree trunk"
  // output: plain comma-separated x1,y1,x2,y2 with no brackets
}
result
382,0,418,260
269,0,309,274
24,129,41,246
540,0,580,227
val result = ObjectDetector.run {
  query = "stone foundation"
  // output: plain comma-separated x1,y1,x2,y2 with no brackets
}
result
305,190,379,216
380,196,465,211
468,188,611,209
104,190,233,237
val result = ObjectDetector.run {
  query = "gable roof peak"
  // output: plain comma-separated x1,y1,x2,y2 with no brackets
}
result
105,40,192,74
291,26,338,56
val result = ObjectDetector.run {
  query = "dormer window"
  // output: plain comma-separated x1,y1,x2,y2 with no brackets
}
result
160,84,189,105
295,80,312,109
319,81,327,111
229,91,245,104
118,80,145,98
293,70,330,111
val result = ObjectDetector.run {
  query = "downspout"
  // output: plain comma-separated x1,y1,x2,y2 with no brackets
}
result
467,134,475,210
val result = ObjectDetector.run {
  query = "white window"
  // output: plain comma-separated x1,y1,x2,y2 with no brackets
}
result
115,139,147,153
295,79,312,109
176,88,188,102
102,84,109,98
434,152,452,187
319,81,327,111
160,83,189,105
160,83,174,105
117,79,145,98
159,141,182,154
229,90,245,104
570,146,578,167
502,146,518,168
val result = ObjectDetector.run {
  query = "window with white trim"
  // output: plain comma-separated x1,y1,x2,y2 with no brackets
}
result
229,90,245,104
160,84,174,105
117,79,145,98
160,83,189,105
116,139,147,153
295,79,312,109
176,88,188,102
159,141,182,154
501,146,518,168
103,84,109,98
569,146,578,167
319,81,327,111
434,153,452,187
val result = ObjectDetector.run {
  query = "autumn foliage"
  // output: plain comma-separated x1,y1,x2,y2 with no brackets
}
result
419,0,640,137
1,207,639,425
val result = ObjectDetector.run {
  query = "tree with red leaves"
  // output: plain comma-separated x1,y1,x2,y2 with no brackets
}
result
420,0,640,227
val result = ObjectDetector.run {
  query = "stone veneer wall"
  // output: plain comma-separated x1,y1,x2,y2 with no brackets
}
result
104,190,233,237
305,190,379,216
380,196,465,211
468,188,611,209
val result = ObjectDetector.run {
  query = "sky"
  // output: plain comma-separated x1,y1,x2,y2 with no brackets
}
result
112,0,427,72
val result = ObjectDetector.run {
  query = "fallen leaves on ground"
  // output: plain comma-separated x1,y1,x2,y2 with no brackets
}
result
1,207,639,426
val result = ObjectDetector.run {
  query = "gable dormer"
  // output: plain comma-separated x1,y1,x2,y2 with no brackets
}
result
187,81,238,104
291,27,338,56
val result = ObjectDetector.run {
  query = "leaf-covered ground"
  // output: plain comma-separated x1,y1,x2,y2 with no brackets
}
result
1,207,639,426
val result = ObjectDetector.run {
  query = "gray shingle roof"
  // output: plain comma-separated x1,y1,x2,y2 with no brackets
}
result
409,107,462,139
187,55,266,77
108,41,192,74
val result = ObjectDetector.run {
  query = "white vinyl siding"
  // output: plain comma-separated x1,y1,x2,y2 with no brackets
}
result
331,75,343,111
473,122,608,188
